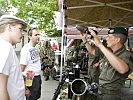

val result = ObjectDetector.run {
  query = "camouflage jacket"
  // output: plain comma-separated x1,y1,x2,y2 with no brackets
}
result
39,46,55,65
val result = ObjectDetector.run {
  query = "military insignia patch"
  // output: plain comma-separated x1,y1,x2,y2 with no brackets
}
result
109,29,114,33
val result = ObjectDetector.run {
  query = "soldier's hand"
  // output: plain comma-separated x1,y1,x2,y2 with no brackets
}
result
79,31,87,43
89,29,102,47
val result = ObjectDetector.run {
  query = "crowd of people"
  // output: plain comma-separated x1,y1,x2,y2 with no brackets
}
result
0,14,133,100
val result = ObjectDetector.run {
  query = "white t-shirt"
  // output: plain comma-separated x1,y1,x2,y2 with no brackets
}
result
0,38,26,100
20,43,41,76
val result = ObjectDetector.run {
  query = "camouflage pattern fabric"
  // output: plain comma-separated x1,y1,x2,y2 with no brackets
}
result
39,41,55,78
65,45,78,63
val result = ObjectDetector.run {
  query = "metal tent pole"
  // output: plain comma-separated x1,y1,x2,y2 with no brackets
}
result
60,0,65,82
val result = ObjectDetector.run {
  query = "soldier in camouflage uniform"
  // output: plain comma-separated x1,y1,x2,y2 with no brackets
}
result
66,41,100,82
65,39,83,65
65,40,80,69
65,45,77,65
39,40,55,81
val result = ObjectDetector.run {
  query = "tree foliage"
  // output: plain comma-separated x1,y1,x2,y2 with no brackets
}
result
0,0,62,37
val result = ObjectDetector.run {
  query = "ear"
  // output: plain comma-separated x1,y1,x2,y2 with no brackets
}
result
115,37,120,43
28,35,33,40
7,24,13,32
28,35,31,39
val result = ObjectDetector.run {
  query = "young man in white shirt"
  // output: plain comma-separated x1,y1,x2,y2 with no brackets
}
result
20,27,42,100
0,15,27,100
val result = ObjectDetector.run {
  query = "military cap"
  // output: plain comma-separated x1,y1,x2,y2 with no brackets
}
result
0,15,27,29
108,27,128,36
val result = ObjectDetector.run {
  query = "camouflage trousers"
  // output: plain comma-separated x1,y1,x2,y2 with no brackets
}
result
43,67,50,76
43,67,56,79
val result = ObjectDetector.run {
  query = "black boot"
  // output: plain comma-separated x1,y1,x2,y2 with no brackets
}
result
45,76,49,81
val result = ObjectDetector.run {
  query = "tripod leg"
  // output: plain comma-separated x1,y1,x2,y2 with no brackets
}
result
68,84,73,99
76,96,80,100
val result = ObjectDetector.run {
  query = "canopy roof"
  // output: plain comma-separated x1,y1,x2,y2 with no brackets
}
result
65,0,133,28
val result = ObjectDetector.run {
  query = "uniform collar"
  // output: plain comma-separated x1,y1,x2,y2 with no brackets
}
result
114,45,126,55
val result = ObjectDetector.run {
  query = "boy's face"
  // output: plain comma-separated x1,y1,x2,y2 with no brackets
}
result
9,23,25,45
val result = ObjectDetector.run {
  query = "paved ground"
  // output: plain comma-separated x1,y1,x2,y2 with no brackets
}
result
39,73,59,100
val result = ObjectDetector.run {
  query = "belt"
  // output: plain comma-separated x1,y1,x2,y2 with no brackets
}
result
34,75,40,78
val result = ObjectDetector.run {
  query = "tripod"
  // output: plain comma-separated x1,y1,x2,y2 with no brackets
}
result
52,67,75,100
52,72,68,100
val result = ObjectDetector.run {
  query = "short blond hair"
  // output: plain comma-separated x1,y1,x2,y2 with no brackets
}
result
0,23,21,33
0,24,6,33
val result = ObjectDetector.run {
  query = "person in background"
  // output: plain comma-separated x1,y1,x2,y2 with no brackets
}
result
39,40,55,81
51,42,58,51
20,27,42,100
0,15,27,100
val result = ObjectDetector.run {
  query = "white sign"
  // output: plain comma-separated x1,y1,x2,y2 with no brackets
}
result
53,11,63,30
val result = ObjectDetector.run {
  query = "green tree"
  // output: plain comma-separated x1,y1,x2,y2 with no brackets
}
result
0,0,62,37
